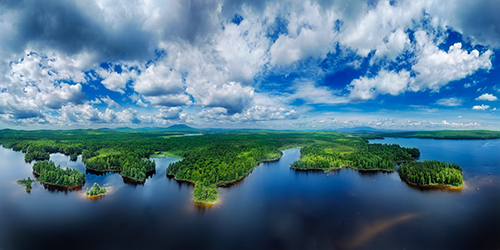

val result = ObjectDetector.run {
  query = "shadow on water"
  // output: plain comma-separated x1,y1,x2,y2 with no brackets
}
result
42,183,83,193
86,169,120,176
398,175,464,193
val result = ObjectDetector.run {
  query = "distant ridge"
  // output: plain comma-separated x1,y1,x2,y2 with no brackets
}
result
335,126,400,133
99,124,201,132
164,124,200,132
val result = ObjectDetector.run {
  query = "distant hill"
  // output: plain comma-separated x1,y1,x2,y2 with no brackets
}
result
164,124,200,132
335,126,400,133
100,125,201,133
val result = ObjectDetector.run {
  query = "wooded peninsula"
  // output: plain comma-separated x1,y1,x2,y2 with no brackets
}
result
0,129,473,203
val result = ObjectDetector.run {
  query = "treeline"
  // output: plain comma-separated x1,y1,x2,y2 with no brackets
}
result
291,143,420,171
397,160,463,187
33,160,85,187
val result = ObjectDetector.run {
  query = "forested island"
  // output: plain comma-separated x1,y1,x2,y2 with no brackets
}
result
291,143,420,172
86,182,107,198
17,177,35,192
397,160,464,187
0,129,467,204
33,160,85,187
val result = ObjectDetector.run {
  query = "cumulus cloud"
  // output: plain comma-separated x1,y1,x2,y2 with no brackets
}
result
290,81,348,104
157,107,183,120
269,1,337,66
349,70,410,101
475,93,498,101
197,82,254,114
0,0,499,129
472,104,490,110
409,31,492,92
0,52,86,119
133,64,184,97
100,96,120,108
436,97,463,107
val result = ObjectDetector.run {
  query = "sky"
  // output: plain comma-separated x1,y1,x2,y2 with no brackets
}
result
0,0,500,130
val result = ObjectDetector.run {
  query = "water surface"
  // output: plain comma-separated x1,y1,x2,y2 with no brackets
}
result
0,138,499,249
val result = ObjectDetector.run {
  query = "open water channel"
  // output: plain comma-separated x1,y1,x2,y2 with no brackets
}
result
1,138,499,249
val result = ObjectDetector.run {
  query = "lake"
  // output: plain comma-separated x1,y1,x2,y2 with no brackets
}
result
0,138,499,249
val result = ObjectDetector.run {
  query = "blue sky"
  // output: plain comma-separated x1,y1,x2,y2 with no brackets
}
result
0,0,499,130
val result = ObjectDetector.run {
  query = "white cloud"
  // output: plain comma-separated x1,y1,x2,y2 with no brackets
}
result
410,31,492,92
348,70,410,101
145,93,192,107
96,65,135,94
472,104,490,110
100,96,120,108
475,93,498,101
216,11,270,83
339,1,420,60
133,64,184,96
269,1,337,66
196,81,254,114
157,107,182,120
290,81,348,104
436,97,463,107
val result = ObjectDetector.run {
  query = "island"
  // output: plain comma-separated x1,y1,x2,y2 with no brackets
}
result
17,177,35,192
290,143,420,172
86,182,107,198
397,160,464,188
33,160,85,188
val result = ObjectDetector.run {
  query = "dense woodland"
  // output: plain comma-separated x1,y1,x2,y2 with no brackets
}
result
291,143,420,171
33,160,85,187
398,160,463,186
86,182,107,197
0,129,464,203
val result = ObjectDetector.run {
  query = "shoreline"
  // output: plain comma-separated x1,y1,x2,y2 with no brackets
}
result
216,155,283,188
398,174,464,190
290,165,395,173
33,171,85,189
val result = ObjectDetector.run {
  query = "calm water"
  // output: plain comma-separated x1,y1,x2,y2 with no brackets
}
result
0,138,499,249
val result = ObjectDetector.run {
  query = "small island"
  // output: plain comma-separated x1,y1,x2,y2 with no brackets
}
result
33,160,85,187
86,182,107,198
17,177,35,192
397,160,464,187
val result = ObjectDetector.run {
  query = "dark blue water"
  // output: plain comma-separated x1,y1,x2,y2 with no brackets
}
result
0,138,499,249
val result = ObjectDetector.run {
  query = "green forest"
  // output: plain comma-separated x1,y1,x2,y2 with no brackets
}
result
33,160,85,187
86,182,107,197
397,160,463,187
0,129,463,203
291,143,420,171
